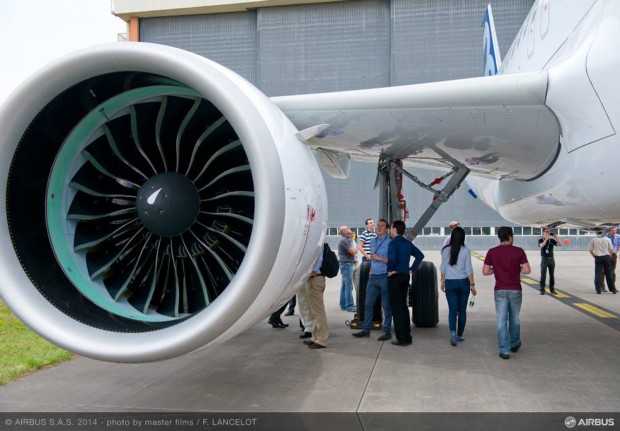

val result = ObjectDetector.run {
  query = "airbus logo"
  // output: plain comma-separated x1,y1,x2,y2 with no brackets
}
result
565,416,615,428
147,188,163,205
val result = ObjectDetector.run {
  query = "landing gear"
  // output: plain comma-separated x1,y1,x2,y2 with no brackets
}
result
377,153,469,328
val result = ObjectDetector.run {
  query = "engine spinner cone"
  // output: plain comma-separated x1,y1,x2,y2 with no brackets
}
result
137,172,200,237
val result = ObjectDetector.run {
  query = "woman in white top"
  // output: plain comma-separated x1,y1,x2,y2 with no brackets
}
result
440,226,477,346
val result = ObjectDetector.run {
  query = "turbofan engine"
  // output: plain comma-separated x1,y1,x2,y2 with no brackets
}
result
0,43,326,362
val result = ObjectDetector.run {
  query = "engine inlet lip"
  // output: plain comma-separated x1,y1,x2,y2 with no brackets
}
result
1,43,288,361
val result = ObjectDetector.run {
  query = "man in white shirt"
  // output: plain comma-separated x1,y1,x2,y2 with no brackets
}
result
589,230,618,294
601,226,620,292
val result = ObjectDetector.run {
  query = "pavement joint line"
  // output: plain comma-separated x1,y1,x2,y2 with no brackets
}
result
355,337,384,414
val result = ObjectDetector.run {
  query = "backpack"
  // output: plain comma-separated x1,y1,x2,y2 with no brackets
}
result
320,243,339,278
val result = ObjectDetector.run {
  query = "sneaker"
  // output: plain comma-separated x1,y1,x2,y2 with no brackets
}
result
510,343,521,353
456,336,465,342
550,289,557,294
377,332,392,341
499,353,510,360
540,289,545,295
352,330,370,338
450,332,457,346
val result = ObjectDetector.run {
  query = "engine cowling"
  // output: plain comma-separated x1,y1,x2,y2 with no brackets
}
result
0,43,327,362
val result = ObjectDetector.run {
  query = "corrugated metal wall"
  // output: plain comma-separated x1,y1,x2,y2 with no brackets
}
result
138,0,588,249
141,12,258,83
390,0,533,84
257,0,391,95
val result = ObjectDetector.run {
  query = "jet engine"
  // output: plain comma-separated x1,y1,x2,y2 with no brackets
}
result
0,43,327,362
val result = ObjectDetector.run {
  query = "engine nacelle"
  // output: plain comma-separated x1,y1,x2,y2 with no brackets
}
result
0,43,327,362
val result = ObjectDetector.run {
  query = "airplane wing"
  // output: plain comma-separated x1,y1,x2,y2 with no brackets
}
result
273,71,560,181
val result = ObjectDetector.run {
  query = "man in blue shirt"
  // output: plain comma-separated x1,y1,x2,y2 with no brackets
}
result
352,219,392,341
387,220,425,346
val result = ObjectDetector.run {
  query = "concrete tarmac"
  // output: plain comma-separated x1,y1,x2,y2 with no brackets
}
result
0,250,619,427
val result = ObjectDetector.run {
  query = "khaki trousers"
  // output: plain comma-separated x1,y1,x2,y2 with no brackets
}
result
297,282,313,332
307,275,328,347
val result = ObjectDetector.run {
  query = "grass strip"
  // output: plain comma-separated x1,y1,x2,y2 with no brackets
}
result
0,300,74,385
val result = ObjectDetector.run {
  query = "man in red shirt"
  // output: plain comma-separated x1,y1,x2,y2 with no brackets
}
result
482,227,531,359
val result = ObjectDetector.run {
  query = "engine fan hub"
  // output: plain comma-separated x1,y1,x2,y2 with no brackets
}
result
137,172,200,237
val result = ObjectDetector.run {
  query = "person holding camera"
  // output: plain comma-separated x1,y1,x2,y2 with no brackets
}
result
538,227,561,295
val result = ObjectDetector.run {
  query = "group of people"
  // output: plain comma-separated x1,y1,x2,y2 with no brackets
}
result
349,219,425,346
268,219,618,359
437,222,530,359
350,219,530,358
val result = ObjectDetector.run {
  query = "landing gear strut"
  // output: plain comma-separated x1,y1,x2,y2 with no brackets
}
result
357,152,470,328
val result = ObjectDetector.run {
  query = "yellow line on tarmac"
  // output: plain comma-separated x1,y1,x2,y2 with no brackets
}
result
548,290,570,298
521,277,538,285
573,303,617,318
471,251,485,261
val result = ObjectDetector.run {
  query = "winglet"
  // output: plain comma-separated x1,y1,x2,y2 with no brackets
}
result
482,4,502,76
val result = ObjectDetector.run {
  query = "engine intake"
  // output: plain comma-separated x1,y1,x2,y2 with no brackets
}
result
0,43,326,362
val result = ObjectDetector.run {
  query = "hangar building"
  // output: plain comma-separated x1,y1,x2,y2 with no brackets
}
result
111,0,592,249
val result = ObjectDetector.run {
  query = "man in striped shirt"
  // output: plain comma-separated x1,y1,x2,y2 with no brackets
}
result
358,218,377,262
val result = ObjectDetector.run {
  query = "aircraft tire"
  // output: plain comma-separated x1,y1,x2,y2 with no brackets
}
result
409,261,439,328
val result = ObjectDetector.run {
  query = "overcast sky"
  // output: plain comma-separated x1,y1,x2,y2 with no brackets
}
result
0,0,127,105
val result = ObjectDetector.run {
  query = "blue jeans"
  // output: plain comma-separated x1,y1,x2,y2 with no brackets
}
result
494,290,522,355
363,274,391,333
444,278,469,336
339,262,355,311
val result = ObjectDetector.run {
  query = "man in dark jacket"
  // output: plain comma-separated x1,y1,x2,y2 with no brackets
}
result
387,220,425,347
